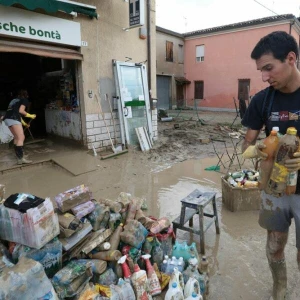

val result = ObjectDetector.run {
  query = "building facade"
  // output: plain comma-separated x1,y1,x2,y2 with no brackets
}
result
0,0,158,148
156,26,189,110
182,15,300,111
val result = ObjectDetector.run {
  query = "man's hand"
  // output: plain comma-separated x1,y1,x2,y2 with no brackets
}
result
285,152,300,172
242,143,268,160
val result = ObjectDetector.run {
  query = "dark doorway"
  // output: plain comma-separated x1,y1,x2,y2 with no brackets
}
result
176,84,184,108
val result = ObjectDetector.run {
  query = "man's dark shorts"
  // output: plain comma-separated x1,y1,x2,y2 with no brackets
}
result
260,191,300,248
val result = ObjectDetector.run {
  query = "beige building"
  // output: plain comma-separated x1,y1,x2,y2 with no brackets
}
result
156,26,189,110
0,0,157,149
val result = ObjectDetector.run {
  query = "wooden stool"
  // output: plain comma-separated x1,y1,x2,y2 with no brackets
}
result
172,189,220,254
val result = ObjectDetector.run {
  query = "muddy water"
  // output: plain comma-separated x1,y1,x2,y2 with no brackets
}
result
1,152,300,299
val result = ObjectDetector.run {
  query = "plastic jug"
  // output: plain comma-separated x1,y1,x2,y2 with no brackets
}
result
165,282,184,300
267,127,299,196
183,258,206,296
169,267,184,292
258,129,279,190
184,278,201,298
185,291,203,300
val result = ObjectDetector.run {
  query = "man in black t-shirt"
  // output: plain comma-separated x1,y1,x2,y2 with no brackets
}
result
241,31,300,300
2,89,36,164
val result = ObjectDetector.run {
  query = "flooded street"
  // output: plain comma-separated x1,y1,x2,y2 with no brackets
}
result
1,112,299,299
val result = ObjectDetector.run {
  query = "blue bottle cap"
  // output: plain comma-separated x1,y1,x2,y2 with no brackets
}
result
172,282,177,288
192,292,197,298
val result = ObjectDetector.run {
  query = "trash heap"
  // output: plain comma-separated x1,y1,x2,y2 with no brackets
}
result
224,169,259,188
0,184,209,300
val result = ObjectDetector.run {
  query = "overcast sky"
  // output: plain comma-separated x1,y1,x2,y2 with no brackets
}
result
156,0,300,33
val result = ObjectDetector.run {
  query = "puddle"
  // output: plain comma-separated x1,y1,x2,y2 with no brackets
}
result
1,151,299,299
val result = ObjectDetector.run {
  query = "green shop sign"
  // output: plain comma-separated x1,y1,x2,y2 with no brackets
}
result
0,22,61,40
0,6,81,46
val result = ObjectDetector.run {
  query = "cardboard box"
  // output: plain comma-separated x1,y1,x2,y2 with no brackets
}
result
221,176,261,212
0,198,60,249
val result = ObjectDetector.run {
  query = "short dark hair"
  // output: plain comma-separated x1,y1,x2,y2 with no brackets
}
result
251,31,299,62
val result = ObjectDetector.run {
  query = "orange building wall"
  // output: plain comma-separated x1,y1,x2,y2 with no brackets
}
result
184,23,297,109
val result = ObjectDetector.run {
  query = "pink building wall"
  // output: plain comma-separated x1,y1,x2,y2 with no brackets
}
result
184,23,297,109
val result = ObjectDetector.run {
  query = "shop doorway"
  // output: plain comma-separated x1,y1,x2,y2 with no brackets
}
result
0,52,80,142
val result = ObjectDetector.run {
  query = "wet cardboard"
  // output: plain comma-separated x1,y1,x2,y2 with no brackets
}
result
54,184,91,213
59,222,93,251
0,198,60,249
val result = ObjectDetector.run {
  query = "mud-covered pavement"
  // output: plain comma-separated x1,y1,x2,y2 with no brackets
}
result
1,111,299,299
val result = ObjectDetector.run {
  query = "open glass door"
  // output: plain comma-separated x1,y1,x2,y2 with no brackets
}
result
113,61,153,146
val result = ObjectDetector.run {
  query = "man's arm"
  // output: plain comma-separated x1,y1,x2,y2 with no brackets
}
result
242,128,261,153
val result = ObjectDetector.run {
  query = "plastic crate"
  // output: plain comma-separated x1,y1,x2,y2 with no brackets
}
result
221,176,261,212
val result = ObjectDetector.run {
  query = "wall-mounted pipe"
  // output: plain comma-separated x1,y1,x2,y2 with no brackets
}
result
147,0,153,109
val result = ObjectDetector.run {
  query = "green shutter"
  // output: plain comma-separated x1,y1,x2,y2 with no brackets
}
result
0,0,98,19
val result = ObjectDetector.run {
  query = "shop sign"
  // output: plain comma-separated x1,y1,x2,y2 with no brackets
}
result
129,0,144,27
0,6,81,46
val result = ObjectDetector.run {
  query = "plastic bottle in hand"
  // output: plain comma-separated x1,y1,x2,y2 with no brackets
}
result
267,127,299,196
286,133,300,195
258,129,279,190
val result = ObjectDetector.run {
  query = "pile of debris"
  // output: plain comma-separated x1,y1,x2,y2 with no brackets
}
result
0,184,209,300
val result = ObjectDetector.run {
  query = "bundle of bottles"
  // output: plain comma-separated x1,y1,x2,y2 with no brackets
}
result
258,126,299,196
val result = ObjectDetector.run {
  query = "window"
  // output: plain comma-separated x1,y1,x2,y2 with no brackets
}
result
178,44,184,64
196,45,205,62
195,81,204,99
166,41,173,62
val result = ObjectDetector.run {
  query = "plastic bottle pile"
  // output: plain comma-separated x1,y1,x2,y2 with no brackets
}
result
225,169,259,188
0,184,210,300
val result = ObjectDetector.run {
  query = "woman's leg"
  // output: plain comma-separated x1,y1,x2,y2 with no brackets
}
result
8,124,31,164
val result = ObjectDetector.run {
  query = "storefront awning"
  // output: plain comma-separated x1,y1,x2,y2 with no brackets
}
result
175,77,191,84
0,39,83,60
0,0,98,19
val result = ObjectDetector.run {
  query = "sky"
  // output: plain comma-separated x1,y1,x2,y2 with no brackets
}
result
156,0,300,33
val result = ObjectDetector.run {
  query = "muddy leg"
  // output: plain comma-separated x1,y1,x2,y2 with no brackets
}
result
266,230,288,300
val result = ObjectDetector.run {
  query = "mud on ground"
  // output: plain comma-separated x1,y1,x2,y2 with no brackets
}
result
147,111,245,169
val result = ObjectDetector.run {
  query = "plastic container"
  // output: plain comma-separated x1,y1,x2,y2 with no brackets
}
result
142,254,161,296
109,223,123,251
183,258,206,296
131,264,149,300
172,241,199,263
0,257,58,300
118,255,132,278
258,130,279,190
199,256,209,274
169,267,185,292
165,282,184,300
267,127,299,196
184,278,201,299
185,291,203,300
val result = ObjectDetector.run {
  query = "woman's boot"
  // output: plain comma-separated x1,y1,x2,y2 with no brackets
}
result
15,146,32,164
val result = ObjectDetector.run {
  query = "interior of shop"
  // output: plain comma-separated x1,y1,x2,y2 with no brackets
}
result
0,52,78,139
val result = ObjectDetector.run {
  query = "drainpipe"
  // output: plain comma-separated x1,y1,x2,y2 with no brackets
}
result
289,19,295,34
147,0,153,109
